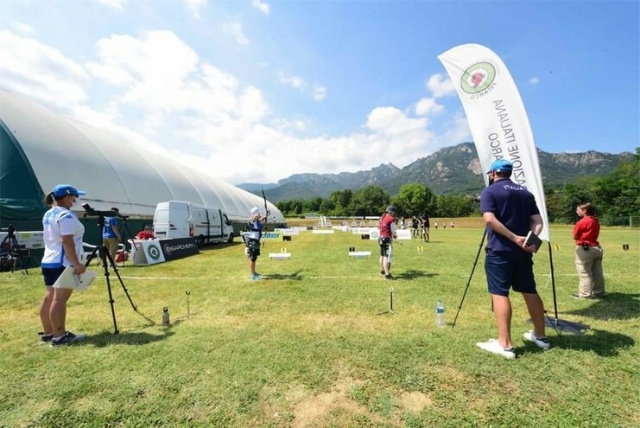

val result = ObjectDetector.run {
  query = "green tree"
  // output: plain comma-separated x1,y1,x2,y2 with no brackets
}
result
305,197,323,213
556,181,595,223
391,183,435,217
592,148,640,221
319,198,335,215
433,194,475,217
350,185,390,216
328,189,353,216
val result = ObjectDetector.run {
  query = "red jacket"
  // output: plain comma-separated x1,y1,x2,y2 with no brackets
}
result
573,216,600,246
379,213,396,238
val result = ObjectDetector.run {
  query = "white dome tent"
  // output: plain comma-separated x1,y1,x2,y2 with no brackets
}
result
0,89,285,226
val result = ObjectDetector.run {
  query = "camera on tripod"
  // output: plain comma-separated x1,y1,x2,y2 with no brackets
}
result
82,203,118,218
6,224,16,237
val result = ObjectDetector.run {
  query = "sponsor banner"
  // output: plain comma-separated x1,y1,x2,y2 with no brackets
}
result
263,231,282,241
396,229,412,240
240,231,282,242
275,228,300,236
312,229,334,234
438,43,550,241
159,237,199,261
351,227,378,235
131,239,166,265
0,231,45,249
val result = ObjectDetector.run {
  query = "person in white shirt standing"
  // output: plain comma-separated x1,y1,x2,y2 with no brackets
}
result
39,184,88,346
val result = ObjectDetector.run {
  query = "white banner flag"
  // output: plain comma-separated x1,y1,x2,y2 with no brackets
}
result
438,43,550,241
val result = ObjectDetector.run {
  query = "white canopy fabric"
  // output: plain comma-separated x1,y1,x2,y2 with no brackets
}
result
0,89,284,224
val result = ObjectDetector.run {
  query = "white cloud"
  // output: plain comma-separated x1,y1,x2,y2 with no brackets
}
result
0,30,89,109
10,21,35,35
279,73,327,101
252,0,270,15
440,112,471,145
529,77,540,85
312,84,327,101
222,21,250,45
88,31,201,111
279,72,306,90
184,0,207,19
414,97,444,116
0,30,460,185
97,0,125,10
426,73,455,98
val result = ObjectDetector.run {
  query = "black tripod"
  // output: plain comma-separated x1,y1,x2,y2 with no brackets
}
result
1,225,29,274
451,229,585,335
116,215,135,267
84,212,138,334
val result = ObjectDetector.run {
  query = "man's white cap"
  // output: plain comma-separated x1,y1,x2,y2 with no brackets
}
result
250,207,261,217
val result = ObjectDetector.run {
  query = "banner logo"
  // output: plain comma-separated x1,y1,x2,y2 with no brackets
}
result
147,244,161,260
461,62,496,94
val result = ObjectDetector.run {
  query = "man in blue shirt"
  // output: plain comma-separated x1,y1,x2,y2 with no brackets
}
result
477,159,550,359
102,208,122,263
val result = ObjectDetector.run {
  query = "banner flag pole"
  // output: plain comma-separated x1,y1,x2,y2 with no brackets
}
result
438,43,587,334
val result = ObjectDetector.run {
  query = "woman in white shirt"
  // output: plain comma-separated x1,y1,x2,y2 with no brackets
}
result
39,184,88,347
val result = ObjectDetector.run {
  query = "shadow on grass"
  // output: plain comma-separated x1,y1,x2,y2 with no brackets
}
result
198,241,242,252
394,269,438,280
83,329,174,347
563,292,640,321
262,269,303,281
551,328,635,357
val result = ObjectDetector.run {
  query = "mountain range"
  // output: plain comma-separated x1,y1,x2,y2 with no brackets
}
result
238,142,635,203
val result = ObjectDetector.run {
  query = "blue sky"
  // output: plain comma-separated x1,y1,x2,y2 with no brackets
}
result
1,0,637,185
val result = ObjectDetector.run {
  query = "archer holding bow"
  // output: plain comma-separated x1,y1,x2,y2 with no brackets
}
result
245,206,267,281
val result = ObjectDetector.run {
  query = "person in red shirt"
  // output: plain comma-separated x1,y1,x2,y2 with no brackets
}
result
378,206,398,280
135,224,155,241
572,202,605,298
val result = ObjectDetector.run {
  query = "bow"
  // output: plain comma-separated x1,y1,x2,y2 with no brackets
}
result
261,189,270,247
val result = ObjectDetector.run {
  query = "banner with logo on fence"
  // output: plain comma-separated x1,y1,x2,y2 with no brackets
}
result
438,43,550,241
131,240,166,265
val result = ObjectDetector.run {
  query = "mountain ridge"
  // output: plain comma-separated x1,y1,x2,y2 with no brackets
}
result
238,143,635,202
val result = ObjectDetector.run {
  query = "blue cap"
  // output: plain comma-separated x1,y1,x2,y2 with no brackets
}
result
52,184,86,198
486,159,513,174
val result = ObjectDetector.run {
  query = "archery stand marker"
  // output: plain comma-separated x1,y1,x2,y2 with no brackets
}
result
378,287,396,315
269,248,291,260
348,250,371,259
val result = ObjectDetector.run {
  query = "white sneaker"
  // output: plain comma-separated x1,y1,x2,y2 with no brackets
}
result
523,331,551,350
476,339,516,359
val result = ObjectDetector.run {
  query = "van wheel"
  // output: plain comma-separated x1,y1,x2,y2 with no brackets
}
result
227,233,234,243
197,236,205,248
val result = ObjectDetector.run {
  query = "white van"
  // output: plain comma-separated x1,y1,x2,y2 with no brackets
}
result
153,201,234,246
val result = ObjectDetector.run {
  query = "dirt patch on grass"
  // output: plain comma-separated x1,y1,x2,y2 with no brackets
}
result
290,377,431,427
397,390,432,413
290,377,381,427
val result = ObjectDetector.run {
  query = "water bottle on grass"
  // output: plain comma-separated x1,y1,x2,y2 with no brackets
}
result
436,299,445,328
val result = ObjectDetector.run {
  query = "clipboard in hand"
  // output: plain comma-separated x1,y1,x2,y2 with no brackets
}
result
524,231,543,253
52,267,97,290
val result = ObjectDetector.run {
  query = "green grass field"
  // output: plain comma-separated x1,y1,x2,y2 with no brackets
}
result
1,223,639,427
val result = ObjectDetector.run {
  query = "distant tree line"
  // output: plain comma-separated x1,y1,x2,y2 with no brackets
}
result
545,148,640,225
276,148,639,225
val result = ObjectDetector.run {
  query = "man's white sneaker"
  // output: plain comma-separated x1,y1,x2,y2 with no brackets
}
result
476,339,516,359
523,331,551,350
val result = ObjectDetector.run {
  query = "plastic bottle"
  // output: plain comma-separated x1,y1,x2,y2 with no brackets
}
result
162,307,170,327
436,299,445,328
